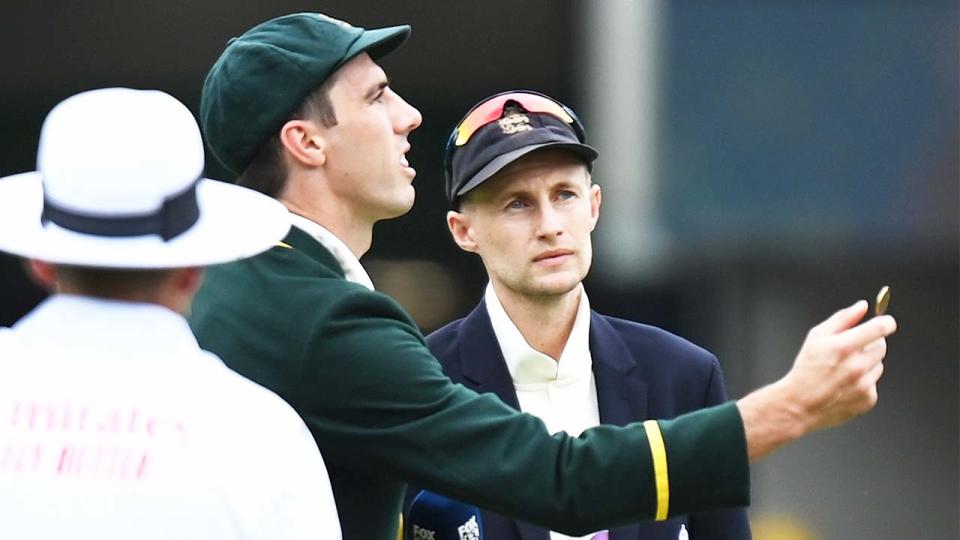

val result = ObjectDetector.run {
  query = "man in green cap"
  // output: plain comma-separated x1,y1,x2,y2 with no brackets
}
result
190,12,897,540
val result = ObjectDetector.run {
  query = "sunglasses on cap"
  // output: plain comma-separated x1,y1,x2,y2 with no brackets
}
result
443,91,587,187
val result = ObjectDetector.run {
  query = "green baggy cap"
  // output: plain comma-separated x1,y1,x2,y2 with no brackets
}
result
201,13,410,176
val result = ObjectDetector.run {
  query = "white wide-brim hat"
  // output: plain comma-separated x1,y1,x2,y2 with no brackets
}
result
0,88,290,268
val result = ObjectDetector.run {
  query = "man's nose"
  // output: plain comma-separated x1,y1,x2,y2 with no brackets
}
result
393,92,422,133
537,203,564,238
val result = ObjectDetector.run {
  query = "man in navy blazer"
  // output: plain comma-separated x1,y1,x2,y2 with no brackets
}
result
420,90,752,540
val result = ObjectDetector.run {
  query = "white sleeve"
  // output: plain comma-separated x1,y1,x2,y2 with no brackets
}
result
235,396,342,540
272,420,343,540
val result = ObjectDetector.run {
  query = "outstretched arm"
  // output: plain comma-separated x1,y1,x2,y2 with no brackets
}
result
738,300,897,461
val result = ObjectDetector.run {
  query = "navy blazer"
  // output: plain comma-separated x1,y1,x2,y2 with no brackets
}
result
419,299,751,540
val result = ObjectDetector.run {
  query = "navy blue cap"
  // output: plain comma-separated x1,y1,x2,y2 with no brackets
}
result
445,95,598,205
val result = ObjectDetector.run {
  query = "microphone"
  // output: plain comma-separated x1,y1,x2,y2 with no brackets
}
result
406,489,483,540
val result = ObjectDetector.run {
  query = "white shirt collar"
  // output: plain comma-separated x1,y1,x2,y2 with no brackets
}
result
484,283,593,385
10,294,200,356
288,212,375,291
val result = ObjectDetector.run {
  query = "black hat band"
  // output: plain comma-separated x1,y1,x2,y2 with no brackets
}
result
41,179,200,242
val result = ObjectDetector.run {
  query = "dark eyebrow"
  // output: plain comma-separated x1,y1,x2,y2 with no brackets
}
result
365,79,390,100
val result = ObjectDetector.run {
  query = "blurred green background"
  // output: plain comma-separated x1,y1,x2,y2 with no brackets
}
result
0,2,956,538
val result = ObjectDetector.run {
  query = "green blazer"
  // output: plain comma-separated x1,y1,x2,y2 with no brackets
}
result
189,226,750,540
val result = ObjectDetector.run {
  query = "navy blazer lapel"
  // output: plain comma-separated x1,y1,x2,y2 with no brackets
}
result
590,312,648,426
457,299,521,411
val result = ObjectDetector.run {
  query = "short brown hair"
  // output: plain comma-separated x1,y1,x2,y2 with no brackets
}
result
54,265,175,301
236,73,340,198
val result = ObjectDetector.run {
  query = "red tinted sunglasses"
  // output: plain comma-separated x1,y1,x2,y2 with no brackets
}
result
443,91,587,189
449,91,584,148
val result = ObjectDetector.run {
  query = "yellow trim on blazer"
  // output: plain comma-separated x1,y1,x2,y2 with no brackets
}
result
643,420,669,520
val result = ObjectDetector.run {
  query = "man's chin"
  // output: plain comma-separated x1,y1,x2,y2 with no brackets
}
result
525,275,582,298
380,191,416,220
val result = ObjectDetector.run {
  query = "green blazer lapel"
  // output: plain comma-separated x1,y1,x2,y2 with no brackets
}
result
281,225,346,278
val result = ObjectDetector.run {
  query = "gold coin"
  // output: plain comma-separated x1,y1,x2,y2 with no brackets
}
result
875,285,891,316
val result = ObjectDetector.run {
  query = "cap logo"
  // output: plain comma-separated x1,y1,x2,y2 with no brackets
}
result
315,13,354,30
498,112,532,136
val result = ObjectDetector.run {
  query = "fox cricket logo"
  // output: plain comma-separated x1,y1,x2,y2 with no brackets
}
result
498,111,532,136
457,515,481,540
411,525,436,540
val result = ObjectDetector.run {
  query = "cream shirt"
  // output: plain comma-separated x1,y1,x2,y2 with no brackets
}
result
0,296,342,539
484,283,605,540
289,212,374,290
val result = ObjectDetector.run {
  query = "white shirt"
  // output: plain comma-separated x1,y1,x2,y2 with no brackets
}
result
485,284,604,540
0,295,342,540
289,212,375,290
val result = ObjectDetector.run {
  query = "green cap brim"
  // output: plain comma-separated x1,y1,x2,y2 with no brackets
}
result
340,25,411,69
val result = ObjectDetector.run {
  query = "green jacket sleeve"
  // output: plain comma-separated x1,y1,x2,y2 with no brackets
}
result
292,286,749,535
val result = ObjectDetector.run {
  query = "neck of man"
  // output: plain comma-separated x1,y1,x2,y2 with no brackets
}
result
52,273,195,316
280,173,374,258
491,280,583,362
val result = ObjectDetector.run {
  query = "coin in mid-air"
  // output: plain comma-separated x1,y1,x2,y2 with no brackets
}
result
875,286,891,316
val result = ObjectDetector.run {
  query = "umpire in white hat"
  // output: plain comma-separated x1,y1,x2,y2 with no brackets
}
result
0,88,342,539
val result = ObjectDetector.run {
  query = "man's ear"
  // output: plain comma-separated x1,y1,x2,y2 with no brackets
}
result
446,210,479,254
589,183,602,232
173,267,204,297
26,259,57,291
164,267,204,316
279,119,326,167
